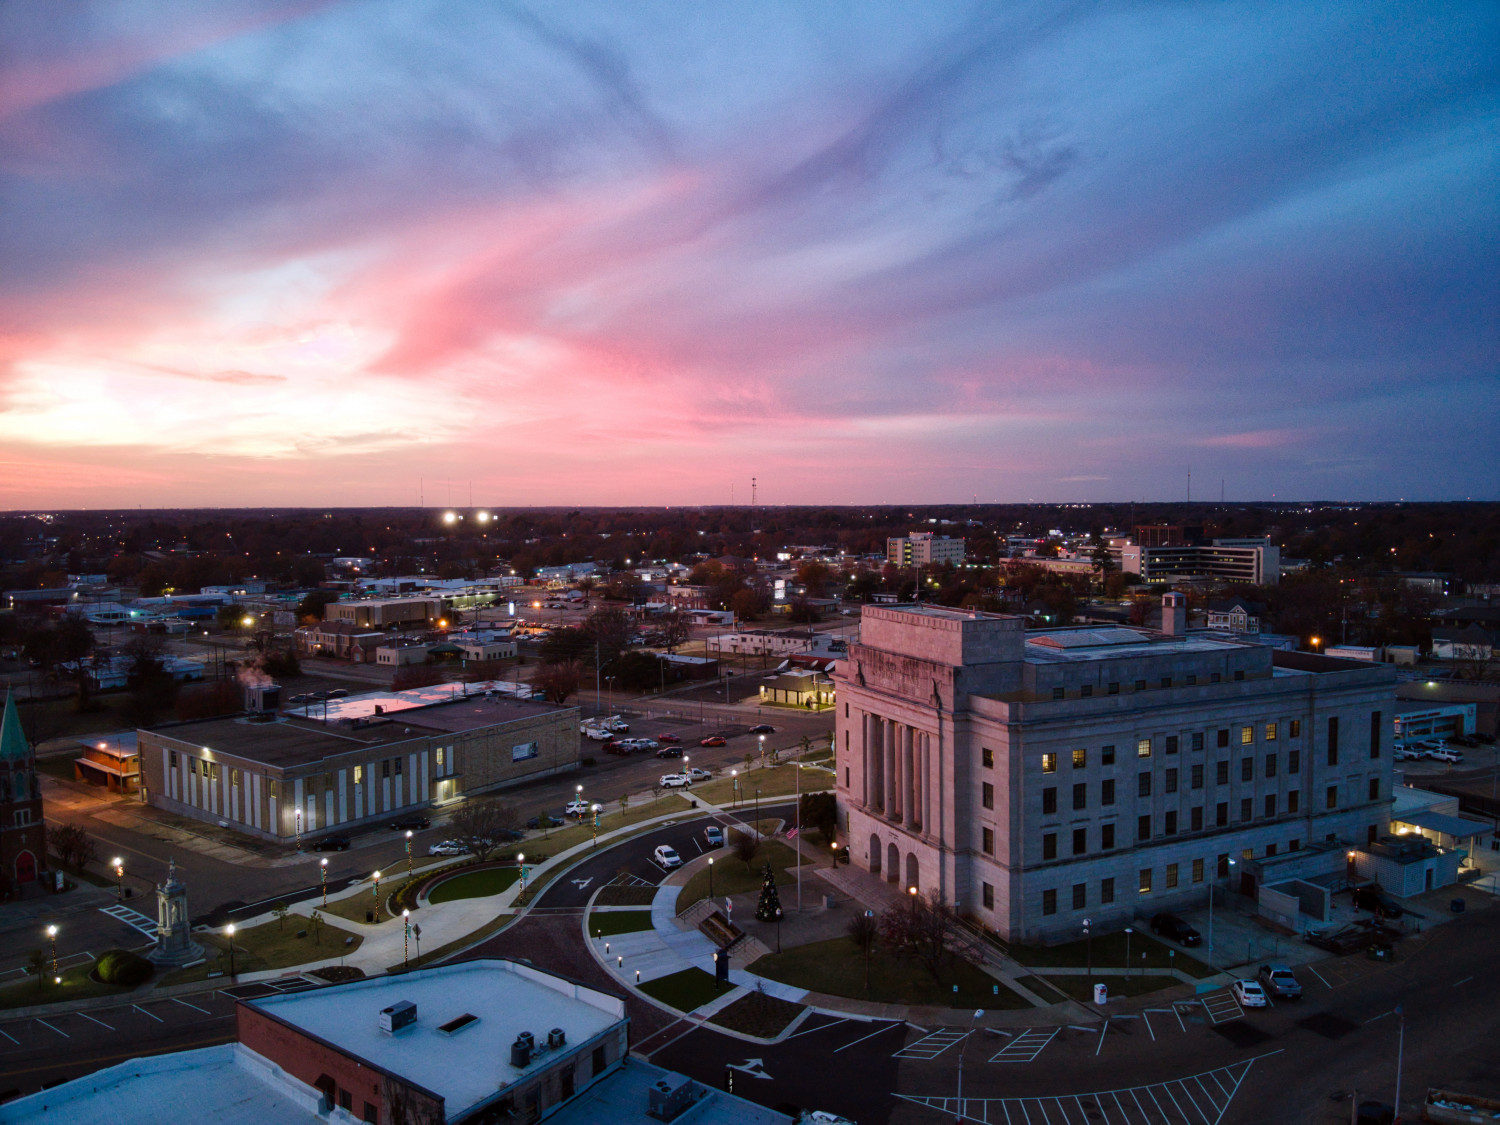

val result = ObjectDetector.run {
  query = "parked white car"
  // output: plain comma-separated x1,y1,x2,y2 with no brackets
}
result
659,773,691,789
564,800,590,817
687,767,713,782
653,845,683,868
428,840,470,856
581,726,614,741
1429,748,1463,763
1231,979,1269,1008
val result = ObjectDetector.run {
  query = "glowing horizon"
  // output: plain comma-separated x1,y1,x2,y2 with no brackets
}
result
2,1,1495,508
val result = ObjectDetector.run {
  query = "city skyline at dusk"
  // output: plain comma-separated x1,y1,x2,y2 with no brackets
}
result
2,0,1496,509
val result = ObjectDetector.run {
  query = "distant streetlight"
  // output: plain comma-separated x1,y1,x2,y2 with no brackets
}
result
405,830,413,876
1124,927,1133,979
517,854,526,894
46,925,58,984
112,857,124,899
225,923,237,978
403,910,411,970
708,857,714,897
373,870,382,910
320,858,328,906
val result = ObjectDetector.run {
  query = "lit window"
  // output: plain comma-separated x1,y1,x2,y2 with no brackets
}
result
1041,753,1057,774
1139,869,1153,894
1241,725,1254,745
353,765,363,784
1072,748,1086,769
1265,723,1277,741
1137,738,1152,758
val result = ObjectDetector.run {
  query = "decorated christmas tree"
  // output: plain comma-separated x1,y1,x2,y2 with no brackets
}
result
754,860,783,922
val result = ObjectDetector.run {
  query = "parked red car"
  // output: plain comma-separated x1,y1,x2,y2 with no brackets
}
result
656,733,681,744
699,736,727,747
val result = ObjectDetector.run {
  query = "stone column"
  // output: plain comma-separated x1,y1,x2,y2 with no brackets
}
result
883,719,896,816
860,713,871,807
901,725,915,827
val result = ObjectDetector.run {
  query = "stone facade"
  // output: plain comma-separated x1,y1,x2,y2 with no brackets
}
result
835,603,1397,942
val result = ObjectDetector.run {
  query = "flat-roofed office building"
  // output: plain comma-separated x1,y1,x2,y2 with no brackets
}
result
139,686,579,842
834,599,1396,941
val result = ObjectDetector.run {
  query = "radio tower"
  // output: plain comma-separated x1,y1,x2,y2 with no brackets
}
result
751,477,757,507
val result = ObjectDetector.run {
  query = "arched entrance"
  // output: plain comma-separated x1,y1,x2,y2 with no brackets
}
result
14,851,37,884
868,833,882,876
905,853,919,894
886,841,899,883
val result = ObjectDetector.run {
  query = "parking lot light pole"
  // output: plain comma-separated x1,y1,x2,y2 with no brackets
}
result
518,853,526,894
731,769,738,809
320,858,328,906
592,805,601,848
113,857,124,899
225,923,236,979
956,1008,984,1117
708,857,714,898
1083,919,1092,980
403,910,411,970
406,830,413,876
1124,927,1133,979
864,910,875,992
373,870,382,910
1393,1004,1406,1122
46,925,58,984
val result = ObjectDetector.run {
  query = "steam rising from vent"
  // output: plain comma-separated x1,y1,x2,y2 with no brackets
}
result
237,656,273,689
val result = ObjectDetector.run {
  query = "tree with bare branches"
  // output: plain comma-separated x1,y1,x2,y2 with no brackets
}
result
878,891,975,983
660,609,691,654
731,829,759,873
532,659,582,704
446,799,520,863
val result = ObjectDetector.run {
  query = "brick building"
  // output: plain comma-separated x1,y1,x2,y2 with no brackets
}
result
0,692,44,896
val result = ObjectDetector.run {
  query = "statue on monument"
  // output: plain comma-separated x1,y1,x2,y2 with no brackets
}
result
147,856,204,967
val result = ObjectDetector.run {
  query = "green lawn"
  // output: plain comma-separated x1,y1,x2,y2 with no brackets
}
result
710,990,805,1037
428,866,521,903
161,916,365,985
587,910,655,938
639,967,728,1012
751,937,1032,1009
1012,975,1072,1004
676,840,806,914
1041,974,1181,1001
690,766,832,807
1007,930,1216,979
0,961,135,1011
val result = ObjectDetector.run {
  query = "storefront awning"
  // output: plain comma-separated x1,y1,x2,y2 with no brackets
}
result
1394,810,1495,839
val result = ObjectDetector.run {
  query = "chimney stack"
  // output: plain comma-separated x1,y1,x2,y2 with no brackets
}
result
1162,592,1187,637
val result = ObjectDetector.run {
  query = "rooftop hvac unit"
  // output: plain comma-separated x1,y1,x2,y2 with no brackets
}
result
510,1034,532,1068
378,1001,417,1035
647,1074,699,1122
547,1028,566,1050
243,681,280,714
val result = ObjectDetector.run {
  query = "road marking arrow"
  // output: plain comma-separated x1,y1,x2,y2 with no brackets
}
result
571,877,593,891
727,1058,772,1080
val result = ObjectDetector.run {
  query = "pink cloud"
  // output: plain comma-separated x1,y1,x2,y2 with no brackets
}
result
1197,429,1306,449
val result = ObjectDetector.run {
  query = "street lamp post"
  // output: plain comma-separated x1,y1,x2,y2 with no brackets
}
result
295,808,303,852
731,769,739,808
46,925,58,985
591,805,601,848
708,857,714,898
956,1008,984,1117
1124,927,1133,979
113,857,124,899
406,830,413,876
754,786,760,829
320,858,328,906
373,870,382,913
225,923,236,978
517,853,526,895
758,733,765,766
1083,918,1092,980
403,910,411,970
1393,1004,1406,1123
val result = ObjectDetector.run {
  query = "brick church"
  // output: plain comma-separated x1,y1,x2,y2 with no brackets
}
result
0,691,44,898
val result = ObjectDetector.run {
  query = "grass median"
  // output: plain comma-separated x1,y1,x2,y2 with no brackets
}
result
162,916,365,985
690,765,832,807
428,865,521,904
1007,930,1216,978
639,967,725,1013
586,910,655,938
752,936,1031,1009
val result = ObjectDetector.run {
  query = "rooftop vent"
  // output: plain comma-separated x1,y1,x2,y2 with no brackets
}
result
510,1032,533,1068
438,1013,479,1037
379,1001,417,1035
547,1028,566,1050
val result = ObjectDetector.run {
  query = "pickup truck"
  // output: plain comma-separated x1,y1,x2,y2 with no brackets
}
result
1423,1087,1500,1124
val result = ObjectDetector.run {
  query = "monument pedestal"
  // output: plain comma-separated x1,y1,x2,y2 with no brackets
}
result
147,859,203,967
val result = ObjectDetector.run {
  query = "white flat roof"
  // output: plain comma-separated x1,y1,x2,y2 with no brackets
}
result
247,960,624,1117
0,1044,326,1125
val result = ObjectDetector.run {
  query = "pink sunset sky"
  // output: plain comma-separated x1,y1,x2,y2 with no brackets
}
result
1,0,1495,509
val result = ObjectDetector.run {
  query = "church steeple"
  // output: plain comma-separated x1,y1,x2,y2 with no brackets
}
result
0,691,29,762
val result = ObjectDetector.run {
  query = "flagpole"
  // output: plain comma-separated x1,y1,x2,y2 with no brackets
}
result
795,758,802,913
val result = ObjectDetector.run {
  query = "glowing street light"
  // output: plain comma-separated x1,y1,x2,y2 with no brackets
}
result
112,857,124,898
708,856,714,897
405,830,413,876
241,615,255,629
46,925,58,984
226,923,237,978
373,870,382,909
403,909,411,970
320,857,329,906
442,511,459,525
517,853,526,894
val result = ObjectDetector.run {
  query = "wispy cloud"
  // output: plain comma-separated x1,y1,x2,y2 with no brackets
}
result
0,0,1494,506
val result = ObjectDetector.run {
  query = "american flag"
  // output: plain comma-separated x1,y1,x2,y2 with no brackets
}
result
786,828,798,839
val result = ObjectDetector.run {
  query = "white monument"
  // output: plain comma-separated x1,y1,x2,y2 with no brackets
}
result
147,858,203,966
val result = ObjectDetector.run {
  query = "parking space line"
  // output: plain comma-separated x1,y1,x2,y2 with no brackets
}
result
835,1020,903,1053
1171,1006,1187,1033
1141,1011,1157,1042
35,1018,68,1038
894,1026,970,1060
77,1012,114,1030
1095,1019,1109,1056
172,997,210,1014
0,1025,17,1045
784,1016,847,1041
132,1004,163,1022
1164,1079,1197,1123
1193,1076,1222,1114
1305,963,1332,989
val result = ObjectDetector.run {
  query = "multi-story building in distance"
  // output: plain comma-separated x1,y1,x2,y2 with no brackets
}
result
1119,538,1280,585
886,532,966,568
834,599,1395,941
